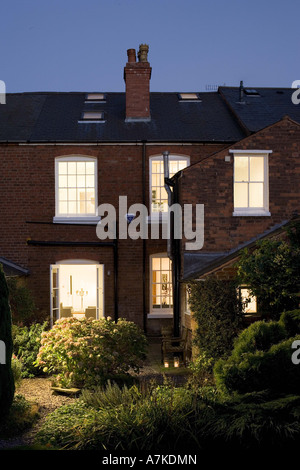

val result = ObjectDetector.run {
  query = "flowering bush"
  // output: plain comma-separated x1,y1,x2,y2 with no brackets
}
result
35,317,148,388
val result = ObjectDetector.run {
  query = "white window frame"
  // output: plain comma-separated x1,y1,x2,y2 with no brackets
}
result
185,284,191,315
53,155,100,224
230,149,271,216
148,253,173,318
50,260,104,326
149,154,190,221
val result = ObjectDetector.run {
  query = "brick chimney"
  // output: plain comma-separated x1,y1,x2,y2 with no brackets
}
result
124,44,152,121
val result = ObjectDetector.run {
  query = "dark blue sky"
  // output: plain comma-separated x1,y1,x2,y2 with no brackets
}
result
1,0,299,93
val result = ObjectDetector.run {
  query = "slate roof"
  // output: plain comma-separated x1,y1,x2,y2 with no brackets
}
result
219,87,300,133
1,87,299,143
0,91,245,143
182,219,291,281
0,257,29,277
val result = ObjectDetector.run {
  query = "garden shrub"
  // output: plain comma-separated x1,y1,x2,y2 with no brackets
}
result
214,312,300,395
188,277,242,361
6,277,37,326
36,317,148,388
230,320,287,358
35,382,300,450
12,321,49,378
36,382,199,451
11,355,23,387
236,236,300,318
195,392,300,449
0,394,39,438
279,309,300,337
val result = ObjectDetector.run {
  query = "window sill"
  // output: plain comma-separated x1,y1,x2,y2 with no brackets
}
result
148,313,173,319
232,210,271,217
147,213,168,224
53,216,101,225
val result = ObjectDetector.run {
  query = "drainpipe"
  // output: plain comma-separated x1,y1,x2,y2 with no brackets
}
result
172,173,181,338
163,152,181,337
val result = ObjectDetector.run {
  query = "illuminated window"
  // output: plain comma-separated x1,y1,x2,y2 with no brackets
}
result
150,156,189,214
55,156,98,221
239,287,257,314
85,93,106,102
79,111,105,122
150,255,173,316
231,150,271,216
178,93,201,101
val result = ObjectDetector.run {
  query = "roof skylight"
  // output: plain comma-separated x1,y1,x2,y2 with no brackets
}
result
85,93,106,102
178,93,201,101
79,111,105,123
244,88,260,96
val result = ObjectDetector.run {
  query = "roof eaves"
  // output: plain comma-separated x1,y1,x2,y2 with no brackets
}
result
183,218,293,281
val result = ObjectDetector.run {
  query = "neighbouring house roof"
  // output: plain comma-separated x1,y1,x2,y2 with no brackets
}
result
219,87,300,134
182,219,293,281
0,257,29,277
0,91,245,143
2,87,299,144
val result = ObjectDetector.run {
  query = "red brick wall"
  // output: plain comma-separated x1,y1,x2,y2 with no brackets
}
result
0,141,227,332
124,62,152,120
179,117,300,260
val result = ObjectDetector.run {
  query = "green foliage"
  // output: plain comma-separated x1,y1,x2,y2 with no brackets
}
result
0,265,15,420
6,277,37,326
195,392,300,449
12,322,49,378
236,236,300,318
35,317,148,388
35,381,300,450
279,309,300,337
36,382,200,451
187,352,214,388
214,311,300,395
11,355,23,387
0,394,39,438
188,277,243,361
230,320,287,358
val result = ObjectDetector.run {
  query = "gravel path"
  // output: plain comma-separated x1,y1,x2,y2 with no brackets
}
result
0,378,77,450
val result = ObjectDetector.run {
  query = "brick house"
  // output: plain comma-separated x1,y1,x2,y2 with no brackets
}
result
178,115,300,338
0,44,299,345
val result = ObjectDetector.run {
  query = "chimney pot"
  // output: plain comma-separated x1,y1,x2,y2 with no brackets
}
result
138,44,149,62
127,49,136,63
